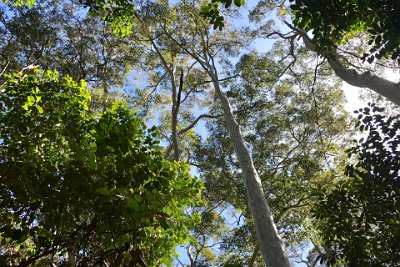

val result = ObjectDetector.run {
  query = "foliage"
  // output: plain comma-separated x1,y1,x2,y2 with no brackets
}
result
1,0,373,265
198,0,245,30
0,70,203,266
0,0,35,7
79,0,138,36
200,0,400,63
289,0,400,63
0,0,140,89
313,103,400,266
80,0,245,33
194,46,351,264
199,0,244,30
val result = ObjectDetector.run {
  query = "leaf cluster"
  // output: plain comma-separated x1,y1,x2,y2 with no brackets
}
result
289,0,400,63
199,0,244,30
0,70,203,266
313,103,400,266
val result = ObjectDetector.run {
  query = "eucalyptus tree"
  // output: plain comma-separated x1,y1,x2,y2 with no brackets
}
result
109,4,241,264
81,0,291,265
99,1,297,266
98,0,220,162
158,7,293,266
59,0,359,265
194,46,351,265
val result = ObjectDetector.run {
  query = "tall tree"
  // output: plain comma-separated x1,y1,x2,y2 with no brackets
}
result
195,47,351,265
43,0,363,265
81,0,293,264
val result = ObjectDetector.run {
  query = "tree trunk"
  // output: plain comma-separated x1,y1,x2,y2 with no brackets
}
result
171,91,180,161
211,77,290,267
161,20,290,266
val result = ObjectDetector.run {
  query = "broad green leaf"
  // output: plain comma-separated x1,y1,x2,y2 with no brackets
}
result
127,198,140,212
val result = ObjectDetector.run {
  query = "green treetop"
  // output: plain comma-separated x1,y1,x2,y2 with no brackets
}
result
0,69,203,266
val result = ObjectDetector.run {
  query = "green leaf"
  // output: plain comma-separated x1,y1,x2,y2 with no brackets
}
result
22,103,29,110
96,187,110,195
36,105,43,114
27,95,35,104
127,198,140,212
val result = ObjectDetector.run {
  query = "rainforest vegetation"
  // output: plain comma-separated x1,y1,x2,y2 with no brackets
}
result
0,0,399,266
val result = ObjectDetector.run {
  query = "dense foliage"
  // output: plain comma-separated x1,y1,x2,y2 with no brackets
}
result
289,0,400,63
1,0,399,266
0,70,203,266
313,103,400,266
0,0,139,89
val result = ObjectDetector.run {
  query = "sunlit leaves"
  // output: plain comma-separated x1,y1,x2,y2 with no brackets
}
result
0,70,203,266
199,0,245,30
1,0,35,7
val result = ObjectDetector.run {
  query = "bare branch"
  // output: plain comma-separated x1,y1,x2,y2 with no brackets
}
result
0,60,9,77
274,196,310,224
178,113,222,136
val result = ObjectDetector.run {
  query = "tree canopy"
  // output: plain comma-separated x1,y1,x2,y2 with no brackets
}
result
0,0,140,90
0,69,203,266
1,0,400,266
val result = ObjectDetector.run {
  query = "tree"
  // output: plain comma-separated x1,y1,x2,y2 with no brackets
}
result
201,0,400,107
312,103,400,266
0,69,203,266
194,47,351,265
3,1,363,266
0,0,140,90
289,0,400,63
80,0,293,265
203,0,400,63
124,0,215,162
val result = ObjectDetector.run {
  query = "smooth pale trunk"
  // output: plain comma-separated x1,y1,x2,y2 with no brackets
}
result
211,79,290,267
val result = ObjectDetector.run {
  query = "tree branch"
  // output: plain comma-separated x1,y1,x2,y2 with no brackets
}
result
178,113,222,136
284,21,400,106
248,243,260,267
